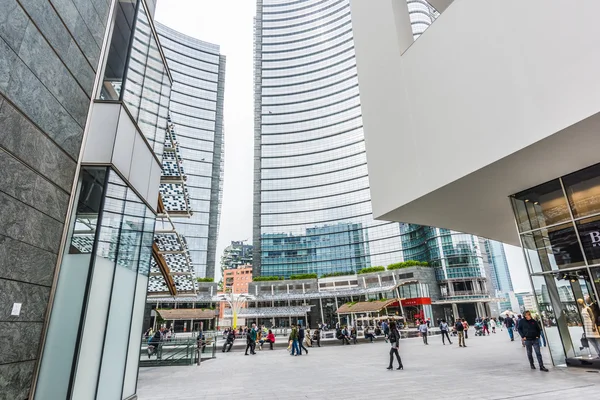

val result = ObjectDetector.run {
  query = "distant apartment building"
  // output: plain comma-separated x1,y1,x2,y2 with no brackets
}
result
224,265,253,294
221,240,254,271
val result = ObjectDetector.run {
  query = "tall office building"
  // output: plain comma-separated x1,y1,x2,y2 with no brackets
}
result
483,239,514,293
253,0,405,278
156,23,226,279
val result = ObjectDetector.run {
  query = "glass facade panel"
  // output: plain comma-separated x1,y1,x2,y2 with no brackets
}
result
35,168,155,399
521,223,585,272
99,0,138,100
513,179,571,232
511,161,600,368
563,163,600,219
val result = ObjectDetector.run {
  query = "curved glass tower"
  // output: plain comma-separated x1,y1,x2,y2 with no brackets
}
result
156,23,226,278
253,0,405,278
407,0,439,38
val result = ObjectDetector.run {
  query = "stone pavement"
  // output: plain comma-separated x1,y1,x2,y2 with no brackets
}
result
137,330,600,399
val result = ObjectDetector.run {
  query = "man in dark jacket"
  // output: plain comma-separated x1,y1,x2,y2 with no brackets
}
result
505,315,515,341
222,329,235,353
245,324,257,355
298,324,309,355
518,311,549,371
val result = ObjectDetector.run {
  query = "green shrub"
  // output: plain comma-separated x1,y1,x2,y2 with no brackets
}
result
357,266,385,274
196,277,214,282
289,273,318,280
321,271,354,278
387,260,429,270
253,276,284,281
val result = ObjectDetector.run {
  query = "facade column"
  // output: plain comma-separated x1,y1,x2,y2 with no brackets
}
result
452,303,459,320
319,297,324,325
335,296,341,326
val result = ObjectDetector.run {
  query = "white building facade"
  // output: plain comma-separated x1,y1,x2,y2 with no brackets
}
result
350,0,600,368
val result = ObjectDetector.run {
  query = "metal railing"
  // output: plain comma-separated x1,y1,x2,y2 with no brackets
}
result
139,337,216,367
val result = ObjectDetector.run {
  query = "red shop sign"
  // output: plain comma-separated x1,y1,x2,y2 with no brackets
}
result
401,297,432,306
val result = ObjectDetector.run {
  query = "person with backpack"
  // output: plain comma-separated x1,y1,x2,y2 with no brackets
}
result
455,318,466,347
440,319,452,345
386,322,403,370
504,315,515,341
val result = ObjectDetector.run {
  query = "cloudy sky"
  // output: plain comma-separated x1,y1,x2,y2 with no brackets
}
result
154,0,532,291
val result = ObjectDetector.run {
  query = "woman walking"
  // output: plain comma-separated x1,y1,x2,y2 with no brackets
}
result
440,319,452,345
387,322,403,370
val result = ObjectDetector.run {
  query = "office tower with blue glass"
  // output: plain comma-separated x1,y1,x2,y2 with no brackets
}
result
253,0,406,279
253,0,499,323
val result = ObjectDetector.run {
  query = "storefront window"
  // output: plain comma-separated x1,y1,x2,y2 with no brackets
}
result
563,163,600,219
520,223,585,272
576,215,600,265
512,163,600,369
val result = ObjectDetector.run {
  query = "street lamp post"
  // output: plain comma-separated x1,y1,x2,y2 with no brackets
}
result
215,292,255,329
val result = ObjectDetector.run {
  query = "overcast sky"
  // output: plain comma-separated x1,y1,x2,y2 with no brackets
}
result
154,0,533,292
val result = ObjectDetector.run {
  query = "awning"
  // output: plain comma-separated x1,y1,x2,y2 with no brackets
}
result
156,309,215,320
336,298,399,314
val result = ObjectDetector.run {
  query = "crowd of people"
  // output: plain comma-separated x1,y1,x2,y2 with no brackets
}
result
144,310,550,373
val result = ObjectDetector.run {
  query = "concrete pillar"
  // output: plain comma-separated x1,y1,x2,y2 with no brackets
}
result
452,303,459,320
319,297,324,325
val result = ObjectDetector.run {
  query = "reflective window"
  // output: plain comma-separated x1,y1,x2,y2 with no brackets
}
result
521,223,585,272
512,179,571,232
99,0,138,100
563,163,600,219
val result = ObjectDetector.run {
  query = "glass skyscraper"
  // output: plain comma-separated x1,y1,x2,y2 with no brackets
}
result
156,23,226,278
484,239,514,293
253,0,406,278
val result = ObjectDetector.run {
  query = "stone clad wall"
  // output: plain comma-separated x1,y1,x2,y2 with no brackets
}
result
0,0,110,397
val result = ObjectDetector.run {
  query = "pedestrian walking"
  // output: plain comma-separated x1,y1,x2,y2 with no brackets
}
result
298,324,309,354
387,322,403,370
517,311,549,371
418,321,429,345
462,319,469,339
222,329,235,352
482,318,490,335
382,320,390,343
455,318,466,347
289,324,300,356
440,319,452,345
245,325,257,355
504,315,515,341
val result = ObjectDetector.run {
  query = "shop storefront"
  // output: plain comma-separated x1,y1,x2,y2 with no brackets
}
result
511,163,600,368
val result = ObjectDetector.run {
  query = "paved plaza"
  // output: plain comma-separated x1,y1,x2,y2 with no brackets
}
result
137,331,599,399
